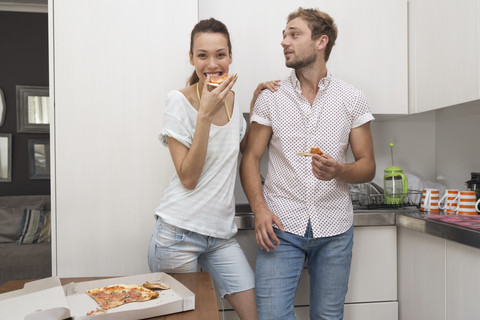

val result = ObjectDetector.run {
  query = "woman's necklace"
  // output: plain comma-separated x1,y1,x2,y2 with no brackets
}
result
196,82,231,121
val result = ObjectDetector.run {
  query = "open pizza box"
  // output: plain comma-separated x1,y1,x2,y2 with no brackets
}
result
0,272,195,319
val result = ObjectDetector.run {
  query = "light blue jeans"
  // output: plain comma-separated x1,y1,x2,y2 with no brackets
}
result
148,217,254,298
255,222,353,320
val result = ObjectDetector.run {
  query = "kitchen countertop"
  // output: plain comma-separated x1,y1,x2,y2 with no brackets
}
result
396,210,480,249
235,204,480,249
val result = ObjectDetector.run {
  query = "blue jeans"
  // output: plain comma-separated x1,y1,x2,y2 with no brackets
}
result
148,217,254,298
255,222,353,320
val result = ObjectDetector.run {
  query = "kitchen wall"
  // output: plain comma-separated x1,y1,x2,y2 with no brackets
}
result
370,99,480,191
370,111,437,188
435,100,480,188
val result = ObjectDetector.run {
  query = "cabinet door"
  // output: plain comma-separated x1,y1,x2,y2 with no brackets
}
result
344,302,398,320
397,227,446,320
409,0,480,113
346,226,397,303
446,240,480,319
199,0,407,114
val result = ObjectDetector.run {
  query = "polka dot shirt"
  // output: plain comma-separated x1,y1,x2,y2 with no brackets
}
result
251,71,374,238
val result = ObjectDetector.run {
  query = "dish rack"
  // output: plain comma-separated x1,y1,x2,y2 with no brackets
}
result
351,190,422,209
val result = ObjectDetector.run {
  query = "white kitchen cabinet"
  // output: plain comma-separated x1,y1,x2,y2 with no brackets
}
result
218,226,397,319
347,226,397,303
199,0,407,115
344,302,399,320
398,227,480,320
409,0,480,113
397,227,446,320
445,240,480,319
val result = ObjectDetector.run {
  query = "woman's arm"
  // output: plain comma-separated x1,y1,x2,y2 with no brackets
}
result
170,75,238,190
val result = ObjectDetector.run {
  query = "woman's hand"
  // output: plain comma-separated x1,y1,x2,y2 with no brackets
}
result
250,80,280,116
198,74,238,120
254,80,280,96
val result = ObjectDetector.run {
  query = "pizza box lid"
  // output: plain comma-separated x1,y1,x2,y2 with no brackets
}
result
0,272,195,320
0,277,71,320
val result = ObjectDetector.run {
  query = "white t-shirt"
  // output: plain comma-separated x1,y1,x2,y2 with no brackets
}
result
155,90,246,239
251,71,374,238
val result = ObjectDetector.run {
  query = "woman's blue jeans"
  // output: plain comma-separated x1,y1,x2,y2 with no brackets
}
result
255,222,353,320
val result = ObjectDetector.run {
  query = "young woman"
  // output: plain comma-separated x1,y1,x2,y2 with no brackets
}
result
148,18,271,319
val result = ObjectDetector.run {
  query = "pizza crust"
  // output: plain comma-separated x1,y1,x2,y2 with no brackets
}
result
297,146,324,157
143,281,171,290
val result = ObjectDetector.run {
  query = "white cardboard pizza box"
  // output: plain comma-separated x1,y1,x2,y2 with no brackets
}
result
64,272,195,319
0,277,71,320
0,272,195,320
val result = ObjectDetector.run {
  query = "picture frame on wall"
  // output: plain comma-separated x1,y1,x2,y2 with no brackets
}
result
16,85,49,133
0,88,6,127
28,139,50,180
0,133,12,182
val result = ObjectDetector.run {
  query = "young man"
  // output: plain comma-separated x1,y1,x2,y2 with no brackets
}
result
240,8,376,320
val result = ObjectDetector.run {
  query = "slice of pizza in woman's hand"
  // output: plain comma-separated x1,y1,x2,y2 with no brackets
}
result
296,146,324,157
207,74,231,87
86,284,159,312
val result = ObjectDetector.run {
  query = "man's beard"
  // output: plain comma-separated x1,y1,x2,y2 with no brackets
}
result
285,46,317,69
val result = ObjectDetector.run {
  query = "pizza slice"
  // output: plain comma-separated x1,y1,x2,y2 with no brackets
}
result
207,74,230,87
296,146,324,157
143,281,171,290
86,284,159,311
309,146,323,155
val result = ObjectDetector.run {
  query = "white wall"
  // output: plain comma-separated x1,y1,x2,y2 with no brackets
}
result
52,0,196,277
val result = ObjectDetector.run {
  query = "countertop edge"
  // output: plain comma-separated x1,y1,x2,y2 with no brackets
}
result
235,206,480,249
396,213,480,249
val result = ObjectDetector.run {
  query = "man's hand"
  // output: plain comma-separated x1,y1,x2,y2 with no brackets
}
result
254,208,285,252
311,153,339,181
311,122,376,184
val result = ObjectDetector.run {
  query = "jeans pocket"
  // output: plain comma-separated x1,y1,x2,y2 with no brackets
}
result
154,219,185,248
